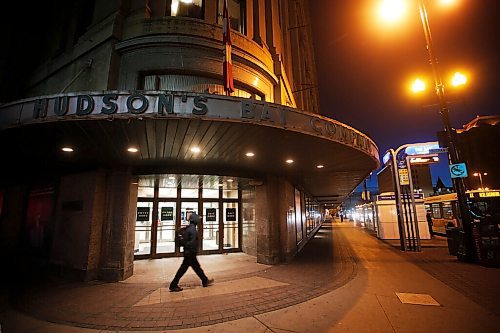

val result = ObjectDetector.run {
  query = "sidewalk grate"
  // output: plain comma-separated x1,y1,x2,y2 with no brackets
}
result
396,292,441,306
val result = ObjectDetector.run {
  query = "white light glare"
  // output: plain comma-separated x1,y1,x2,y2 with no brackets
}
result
412,78,426,93
379,0,406,22
451,72,467,87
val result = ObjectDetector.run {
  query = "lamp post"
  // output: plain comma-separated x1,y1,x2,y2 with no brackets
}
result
378,0,478,261
473,172,487,190
417,0,477,261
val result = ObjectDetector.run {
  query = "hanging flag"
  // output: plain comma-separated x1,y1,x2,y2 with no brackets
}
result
222,0,235,95
145,0,152,18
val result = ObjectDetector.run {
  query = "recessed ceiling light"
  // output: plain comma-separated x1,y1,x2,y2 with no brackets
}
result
127,147,139,153
168,176,175,180
227,179,234,182
191,146,201,153
61,147,74,152
246,152,255,157
286,159,294,164
317,165,324,169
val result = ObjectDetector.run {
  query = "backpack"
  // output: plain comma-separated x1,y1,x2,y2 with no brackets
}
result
175,226,189,247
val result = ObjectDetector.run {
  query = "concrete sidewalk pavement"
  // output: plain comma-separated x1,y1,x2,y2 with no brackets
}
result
1,222,499,332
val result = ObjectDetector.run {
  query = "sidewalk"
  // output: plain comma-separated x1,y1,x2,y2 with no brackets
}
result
1,222,499,332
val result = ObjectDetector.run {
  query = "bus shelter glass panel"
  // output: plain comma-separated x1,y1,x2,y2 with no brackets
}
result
202,202,219,250
135,202,153,255
157,202,176,254
223,202,239,249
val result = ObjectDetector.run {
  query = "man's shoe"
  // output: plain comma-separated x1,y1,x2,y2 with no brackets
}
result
169,286,183,292
203,278,214,287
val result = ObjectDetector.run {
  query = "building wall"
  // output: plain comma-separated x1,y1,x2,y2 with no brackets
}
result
457,121,500,190
15,0,319,114
0,0,324,281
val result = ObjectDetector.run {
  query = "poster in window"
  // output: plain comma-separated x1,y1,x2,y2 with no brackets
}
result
226,208,236,221
206,208,217,221
161,207,174,221
136,207,150,221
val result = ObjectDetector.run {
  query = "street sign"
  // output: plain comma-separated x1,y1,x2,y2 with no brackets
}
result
398,168,410,185
449,163,468,178
429,148,448,154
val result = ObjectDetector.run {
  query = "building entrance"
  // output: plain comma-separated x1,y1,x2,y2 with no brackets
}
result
134,174,242,259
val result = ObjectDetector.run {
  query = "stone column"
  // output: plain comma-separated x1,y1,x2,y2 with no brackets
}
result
99,168,138,282
255,174,281,264
50,170,107,281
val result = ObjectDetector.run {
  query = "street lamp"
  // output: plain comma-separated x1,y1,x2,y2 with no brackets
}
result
378,0,478,262
473,172,487,190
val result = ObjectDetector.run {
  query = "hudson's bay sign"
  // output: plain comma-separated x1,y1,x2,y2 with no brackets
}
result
0,91,378,160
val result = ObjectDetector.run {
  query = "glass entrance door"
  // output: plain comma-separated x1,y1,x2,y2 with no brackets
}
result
223,202,239,249
135,201,153,255
135,174,245,259
156,201,176,254
202,202,219,251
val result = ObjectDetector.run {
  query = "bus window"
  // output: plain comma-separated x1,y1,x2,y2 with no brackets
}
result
442,202,453,219
431,203,442,218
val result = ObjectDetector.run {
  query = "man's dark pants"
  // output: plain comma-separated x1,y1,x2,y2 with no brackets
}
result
170,252,208,288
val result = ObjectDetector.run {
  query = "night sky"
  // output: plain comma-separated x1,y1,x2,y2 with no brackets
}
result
309,0,499,189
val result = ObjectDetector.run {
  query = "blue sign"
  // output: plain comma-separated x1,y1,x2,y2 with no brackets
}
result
404,142,440,156
449,163,468,178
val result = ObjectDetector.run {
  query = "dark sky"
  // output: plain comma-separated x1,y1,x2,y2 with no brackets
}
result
309,0,499,188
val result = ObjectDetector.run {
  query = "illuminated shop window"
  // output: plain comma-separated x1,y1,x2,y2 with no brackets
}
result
169,0,204,19
218,0,246,35
143,74,263,100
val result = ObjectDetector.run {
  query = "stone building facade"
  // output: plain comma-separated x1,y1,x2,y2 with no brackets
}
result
0,0,379,282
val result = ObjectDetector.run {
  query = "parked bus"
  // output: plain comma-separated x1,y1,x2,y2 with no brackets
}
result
424,190,500,235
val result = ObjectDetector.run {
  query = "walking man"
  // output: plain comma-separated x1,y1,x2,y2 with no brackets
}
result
169,212,214,292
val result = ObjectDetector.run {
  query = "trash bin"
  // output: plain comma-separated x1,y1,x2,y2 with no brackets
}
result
479,217,500,267
445,227,460,256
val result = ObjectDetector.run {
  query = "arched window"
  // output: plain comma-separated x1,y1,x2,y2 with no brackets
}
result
143,74,263,100
168,0,204,19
